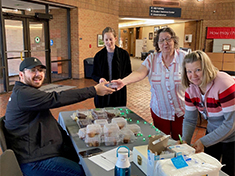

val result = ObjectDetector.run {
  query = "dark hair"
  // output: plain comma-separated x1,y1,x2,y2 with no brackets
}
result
102,27,116,39
153,27,179,52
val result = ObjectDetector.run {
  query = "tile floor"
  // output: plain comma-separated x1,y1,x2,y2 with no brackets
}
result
0,57,206,147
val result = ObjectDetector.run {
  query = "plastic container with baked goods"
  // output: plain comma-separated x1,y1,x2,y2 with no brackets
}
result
103,123,120,136
86,124,102,138
94,119,108,128
77,127,86,140
85,135,101,147
105,107,121,117
91,108,108,120
76,109,93,119
126,124,141,136
71,111,79,121
103,123,121,146
104,136,120,146
111,117,127,129
77,118,93,128
120,127,136,144
71,109,90,121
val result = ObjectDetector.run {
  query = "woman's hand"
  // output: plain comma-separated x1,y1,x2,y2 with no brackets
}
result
192,139,204,153
111,79,125,91
99,78,107,83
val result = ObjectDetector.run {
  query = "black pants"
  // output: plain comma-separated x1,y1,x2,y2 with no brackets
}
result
204,140,235,176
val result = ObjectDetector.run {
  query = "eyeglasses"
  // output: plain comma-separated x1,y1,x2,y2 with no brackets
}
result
24,68,46,74
158,37,173,43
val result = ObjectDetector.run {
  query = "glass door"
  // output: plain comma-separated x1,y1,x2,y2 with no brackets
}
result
3,16,50,91
29,20,50,83
4,19,27,90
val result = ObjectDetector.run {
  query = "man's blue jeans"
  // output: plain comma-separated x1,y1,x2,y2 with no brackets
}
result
20,156,85,176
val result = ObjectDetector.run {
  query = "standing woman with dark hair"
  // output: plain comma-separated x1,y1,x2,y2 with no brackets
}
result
92,27,132,108
112,27,187,140
181,50,235,176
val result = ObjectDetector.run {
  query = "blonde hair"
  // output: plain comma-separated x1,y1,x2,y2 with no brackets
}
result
181,50,218,88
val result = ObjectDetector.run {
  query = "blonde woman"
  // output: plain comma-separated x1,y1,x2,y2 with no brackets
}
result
181,50,235,176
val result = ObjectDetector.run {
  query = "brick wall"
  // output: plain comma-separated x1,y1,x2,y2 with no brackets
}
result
46,0,234,78
48,0,120,78
118,0,235,52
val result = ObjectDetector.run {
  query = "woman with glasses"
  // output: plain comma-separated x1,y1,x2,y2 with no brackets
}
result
181,50,235,176
112,27,187,140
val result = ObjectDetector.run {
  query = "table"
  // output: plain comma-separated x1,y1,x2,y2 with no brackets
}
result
58,107,166,176
58,108,228,176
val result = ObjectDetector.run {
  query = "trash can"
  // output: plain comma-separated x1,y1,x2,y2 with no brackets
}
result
84,57,94,78
148,50,155,55
141,52,148,61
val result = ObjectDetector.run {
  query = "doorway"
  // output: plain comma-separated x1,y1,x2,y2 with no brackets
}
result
3,14,50,91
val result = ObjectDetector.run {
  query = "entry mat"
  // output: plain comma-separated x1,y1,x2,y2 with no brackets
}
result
39,84,76,93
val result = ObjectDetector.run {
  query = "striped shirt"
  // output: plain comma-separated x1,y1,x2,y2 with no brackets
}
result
142,49,186,121
183,71,235,146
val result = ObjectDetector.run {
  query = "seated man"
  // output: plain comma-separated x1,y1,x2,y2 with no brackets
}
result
4,57,115,176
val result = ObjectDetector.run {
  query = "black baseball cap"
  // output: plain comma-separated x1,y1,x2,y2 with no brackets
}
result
19,57,46,71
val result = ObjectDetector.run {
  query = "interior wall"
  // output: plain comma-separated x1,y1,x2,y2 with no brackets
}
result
142,26,154,51
141,23,185,52
168,23,185,48
75,8,119,78
119,0,235,51
45,0,234,78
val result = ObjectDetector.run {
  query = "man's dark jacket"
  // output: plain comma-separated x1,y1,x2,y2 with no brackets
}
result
92,46,132,108
4,81,96,164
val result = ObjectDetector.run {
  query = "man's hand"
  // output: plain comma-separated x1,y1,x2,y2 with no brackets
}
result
111,79,125,91
192,139,204,153
94,82,115,96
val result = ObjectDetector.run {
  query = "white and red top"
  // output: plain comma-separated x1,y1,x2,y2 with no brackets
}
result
142,49,186,121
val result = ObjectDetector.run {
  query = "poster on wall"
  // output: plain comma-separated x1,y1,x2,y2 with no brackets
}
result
206,27,235,39
185,34,192,43
97,34,104,47
149,32,153,40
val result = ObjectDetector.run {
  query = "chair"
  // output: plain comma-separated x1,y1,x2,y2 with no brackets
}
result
0,116,23,175
0,116,7,152
0,149,23,176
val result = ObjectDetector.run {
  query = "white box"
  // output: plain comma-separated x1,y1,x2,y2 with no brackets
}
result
155,152,223,176
133,145,148,175
147,148,175,176
133,145,175,175
168,143,195,157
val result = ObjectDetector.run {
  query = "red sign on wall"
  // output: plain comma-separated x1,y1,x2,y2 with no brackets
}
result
206,27,235,39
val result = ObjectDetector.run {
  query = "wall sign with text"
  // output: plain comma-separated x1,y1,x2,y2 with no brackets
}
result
149,6,181,17
206,27,235,39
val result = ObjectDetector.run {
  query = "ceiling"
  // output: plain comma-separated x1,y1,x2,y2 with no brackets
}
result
2,0,191,28
119,17,190,28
